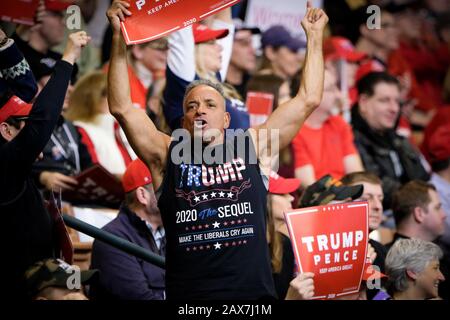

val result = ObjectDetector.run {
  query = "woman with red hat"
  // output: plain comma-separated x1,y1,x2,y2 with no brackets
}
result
266,172,301,299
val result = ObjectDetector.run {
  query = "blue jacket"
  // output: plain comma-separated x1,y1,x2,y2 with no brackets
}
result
90,205,165,300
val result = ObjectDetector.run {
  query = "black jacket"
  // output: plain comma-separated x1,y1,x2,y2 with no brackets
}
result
351,108,429,209
0,61,73,299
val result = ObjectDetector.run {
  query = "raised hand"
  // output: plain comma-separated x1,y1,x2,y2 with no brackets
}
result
106,0,132,34
301,1,329,36
62,31,91,65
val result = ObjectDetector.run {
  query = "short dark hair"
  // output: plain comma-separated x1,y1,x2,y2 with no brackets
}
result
392,180,437,226
0,117,26,145
5,117,26,130
357,72,400,97
341,171,381,186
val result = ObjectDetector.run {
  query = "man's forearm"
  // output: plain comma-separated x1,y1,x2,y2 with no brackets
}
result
298,30,324,110
108,32,132,118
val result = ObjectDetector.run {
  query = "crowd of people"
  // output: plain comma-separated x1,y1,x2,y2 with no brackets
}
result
0,0,449,301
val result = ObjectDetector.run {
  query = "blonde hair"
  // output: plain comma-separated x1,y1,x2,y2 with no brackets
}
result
65,71,107,123
194,44,242,101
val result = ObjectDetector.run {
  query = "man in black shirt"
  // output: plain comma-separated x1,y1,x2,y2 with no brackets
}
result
0,30,90,299
107,0,327,299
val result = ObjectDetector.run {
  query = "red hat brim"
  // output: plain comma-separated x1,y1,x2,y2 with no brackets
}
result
269,176,301,194
193,24,229,44
0,96,32,123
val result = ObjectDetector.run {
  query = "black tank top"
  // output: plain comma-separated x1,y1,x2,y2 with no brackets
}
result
158,130,276,300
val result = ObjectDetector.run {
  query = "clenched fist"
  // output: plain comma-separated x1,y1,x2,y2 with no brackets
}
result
301,1,329,36
62,31,91,65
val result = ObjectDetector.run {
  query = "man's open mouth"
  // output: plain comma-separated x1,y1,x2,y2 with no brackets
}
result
194,119,207,129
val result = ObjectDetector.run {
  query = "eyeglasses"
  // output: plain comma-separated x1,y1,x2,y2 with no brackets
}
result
145,40,169,51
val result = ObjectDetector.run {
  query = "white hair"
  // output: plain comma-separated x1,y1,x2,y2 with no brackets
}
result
385,238,443,294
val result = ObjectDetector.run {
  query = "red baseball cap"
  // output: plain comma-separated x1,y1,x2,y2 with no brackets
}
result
45,0,74,11
122,159,153,193
427,125,450,163
0,96,32,123
355,60,385,83
324,36,367,63
362,258,387,281
192,23,229,44
268,171,301,194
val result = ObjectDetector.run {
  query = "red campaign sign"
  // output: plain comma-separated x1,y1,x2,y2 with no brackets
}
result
62,164,125,209
121,0,241,45
0,0,39,26
245,91,274,127
284,201,369,300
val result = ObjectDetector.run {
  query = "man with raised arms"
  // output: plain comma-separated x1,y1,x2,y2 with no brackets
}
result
106,0,327,300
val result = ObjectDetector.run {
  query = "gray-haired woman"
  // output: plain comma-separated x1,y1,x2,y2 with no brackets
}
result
385,238,445,300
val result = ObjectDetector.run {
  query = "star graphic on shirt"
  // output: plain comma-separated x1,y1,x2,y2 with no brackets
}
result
202,194,208,200
218,191,225,197
214,242,222,250
212,221,220,229
194,196,200,202
210,192,217,198
227,192,233,198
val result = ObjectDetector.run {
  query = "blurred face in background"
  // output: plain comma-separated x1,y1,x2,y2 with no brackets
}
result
270,193,294,223
425,0,450,14
355,182,384,231
230,30,256,73
196,40,223,74
395,10,421,41
358,82,400,131
132,39,168,74
39,10,66,47
315,69,342,116
421,189,446,240
265,46,304,80
360,11,398,52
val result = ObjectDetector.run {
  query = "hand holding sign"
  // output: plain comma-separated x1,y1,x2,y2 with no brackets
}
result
286,272,315,300
107,0,132,34
117,0,240,45
285,202,369,299
301,0,328,36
